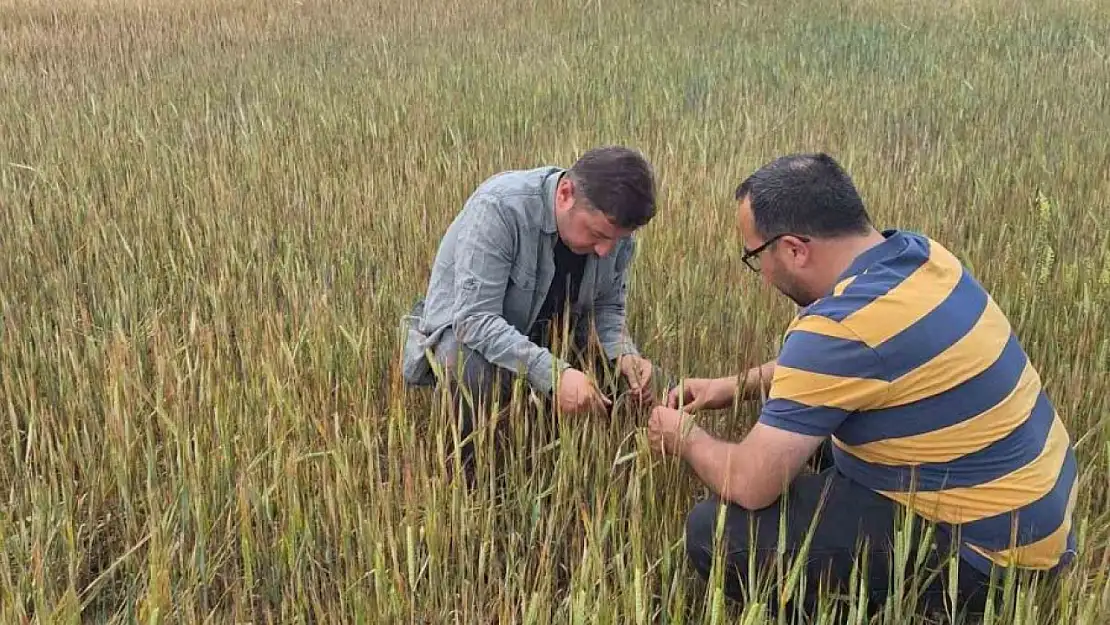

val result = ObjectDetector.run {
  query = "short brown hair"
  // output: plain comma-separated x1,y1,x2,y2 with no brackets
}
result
568,145,657,229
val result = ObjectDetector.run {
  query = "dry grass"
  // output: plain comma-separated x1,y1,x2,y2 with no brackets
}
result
1,0,1108,622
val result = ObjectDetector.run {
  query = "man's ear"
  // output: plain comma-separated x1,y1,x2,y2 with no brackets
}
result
558,176,575,199
784,235,810,266
554,178,574,212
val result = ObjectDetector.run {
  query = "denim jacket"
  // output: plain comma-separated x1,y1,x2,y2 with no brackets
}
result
401,166,640,393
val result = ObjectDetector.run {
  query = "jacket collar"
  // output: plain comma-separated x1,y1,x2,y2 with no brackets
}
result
540,168,566,235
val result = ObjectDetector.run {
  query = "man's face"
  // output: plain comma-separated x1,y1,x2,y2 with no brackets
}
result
737,196,816,307
555,178,632,256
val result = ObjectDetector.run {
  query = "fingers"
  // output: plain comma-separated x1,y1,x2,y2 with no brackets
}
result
667,382,708,412
666,386,680,409
587,390,611,417
620,357,652,394
667,386,699,410
627,378,645,401
634,364,652,397
624,362,643,392
598,391,612,409
589,381,611,413
646,412,664,452
666,386,683,409
562,383,609,416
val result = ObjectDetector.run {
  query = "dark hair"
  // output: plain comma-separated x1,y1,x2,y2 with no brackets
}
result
568,145,656,229
734,153,871,239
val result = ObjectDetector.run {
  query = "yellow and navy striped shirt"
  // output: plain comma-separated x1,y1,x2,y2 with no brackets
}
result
760,230,1078,575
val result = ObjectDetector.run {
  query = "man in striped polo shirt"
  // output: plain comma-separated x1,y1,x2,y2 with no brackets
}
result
648,153,1078,617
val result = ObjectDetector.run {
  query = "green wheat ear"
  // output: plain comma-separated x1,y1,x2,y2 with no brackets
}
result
1033,190,1057,288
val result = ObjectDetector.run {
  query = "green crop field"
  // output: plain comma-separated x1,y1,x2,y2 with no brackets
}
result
1,0,1108,622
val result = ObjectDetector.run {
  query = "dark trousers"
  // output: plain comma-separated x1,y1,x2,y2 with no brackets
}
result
684,442,994,620
433,325,670,483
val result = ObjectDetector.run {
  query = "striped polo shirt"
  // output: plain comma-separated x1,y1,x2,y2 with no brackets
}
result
759,229,1078,575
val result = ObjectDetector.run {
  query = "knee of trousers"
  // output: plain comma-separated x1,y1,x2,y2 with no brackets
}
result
435,338,510,404
685,497,751,575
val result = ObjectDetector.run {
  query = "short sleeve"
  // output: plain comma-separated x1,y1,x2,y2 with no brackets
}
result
758,314,889,437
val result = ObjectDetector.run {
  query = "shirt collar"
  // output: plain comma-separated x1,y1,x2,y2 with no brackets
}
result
835,229,907,282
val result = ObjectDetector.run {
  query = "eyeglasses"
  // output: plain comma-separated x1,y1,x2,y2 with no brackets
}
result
741,233,811,272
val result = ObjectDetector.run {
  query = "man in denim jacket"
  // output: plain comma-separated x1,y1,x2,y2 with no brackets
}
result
402,146,661,472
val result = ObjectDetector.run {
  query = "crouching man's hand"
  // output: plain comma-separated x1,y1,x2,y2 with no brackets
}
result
558,368,612,416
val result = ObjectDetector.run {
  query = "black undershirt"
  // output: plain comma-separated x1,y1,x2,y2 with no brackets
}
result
530,237,588,344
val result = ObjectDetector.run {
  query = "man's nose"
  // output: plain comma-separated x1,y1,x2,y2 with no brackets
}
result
594,241,614,257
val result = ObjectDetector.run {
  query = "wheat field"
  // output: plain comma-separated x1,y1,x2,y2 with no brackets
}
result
1,0,1108,622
